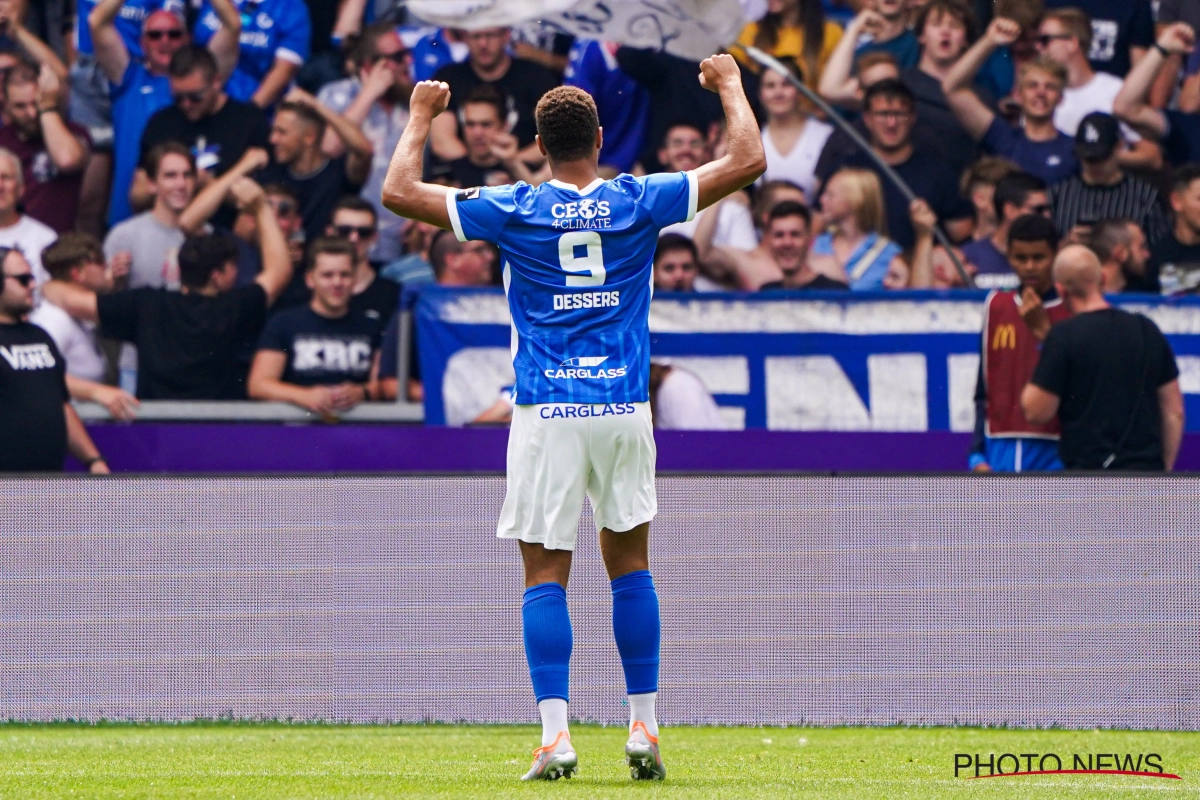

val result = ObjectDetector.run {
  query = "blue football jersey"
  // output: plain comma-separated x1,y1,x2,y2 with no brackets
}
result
449,173,697,405
76,0,186,59
193,0,311,103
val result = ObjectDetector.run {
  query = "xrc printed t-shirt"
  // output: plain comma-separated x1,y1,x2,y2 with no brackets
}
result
256,306,381,386
193,0,312,104
448,172,697,405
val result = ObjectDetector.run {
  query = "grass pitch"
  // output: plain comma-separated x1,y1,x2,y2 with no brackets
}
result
0,723,1196,799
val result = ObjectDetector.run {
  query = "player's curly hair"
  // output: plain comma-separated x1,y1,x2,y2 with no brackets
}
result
534,86,599,163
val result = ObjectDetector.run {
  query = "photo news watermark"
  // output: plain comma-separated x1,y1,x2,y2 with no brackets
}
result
954,752,1181,780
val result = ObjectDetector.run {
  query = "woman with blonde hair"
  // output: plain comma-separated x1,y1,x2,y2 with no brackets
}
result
809,168,936,289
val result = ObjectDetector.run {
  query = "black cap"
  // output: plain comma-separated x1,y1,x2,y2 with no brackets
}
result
1075,112,1120,162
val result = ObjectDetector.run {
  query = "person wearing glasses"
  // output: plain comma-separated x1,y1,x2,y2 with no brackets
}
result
815,78,973,253
963,171,1051,289
317,22,415,264
942,17,1078,185
327,197,400,326
0,246,110,473
192,0,312,110
131,45,269,221
247,237,382,415
1034,9,1160,171
89,0,240,228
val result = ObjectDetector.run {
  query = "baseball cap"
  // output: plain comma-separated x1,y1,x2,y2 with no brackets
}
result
1075,112,1120,162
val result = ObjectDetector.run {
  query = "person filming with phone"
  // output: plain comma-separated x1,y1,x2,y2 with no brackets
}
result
1022,245,1184,471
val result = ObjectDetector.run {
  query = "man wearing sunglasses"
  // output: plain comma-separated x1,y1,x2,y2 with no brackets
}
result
318,22,415,264
1035,9,1160,171
943,17,1078,185
327,197,399,325
0,246,109,473
134,45,270,222
90,0,241,228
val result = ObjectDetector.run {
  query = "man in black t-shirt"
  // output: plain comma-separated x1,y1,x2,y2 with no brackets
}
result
329,197,401,325
0,248,108,473
817,79,974,251
42,179,294,399
1023,245,1184,470
425,86,528,189
133,45,270,213
1142,164,1200,294
259,90,373,246
248,237,382,414
429,27,559,165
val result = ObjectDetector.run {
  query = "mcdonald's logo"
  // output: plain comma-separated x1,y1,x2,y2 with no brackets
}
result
992,324,1017,350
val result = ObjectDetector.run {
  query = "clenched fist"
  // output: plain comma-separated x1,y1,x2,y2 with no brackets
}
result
410,80,451,118
699,53,743,94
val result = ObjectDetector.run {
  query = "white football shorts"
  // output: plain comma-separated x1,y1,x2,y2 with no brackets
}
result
497,401,657,551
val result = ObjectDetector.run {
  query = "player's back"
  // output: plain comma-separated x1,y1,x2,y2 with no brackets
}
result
448,171,697,405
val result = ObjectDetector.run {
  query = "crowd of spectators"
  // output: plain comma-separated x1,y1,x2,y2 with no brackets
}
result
0,0,1194,467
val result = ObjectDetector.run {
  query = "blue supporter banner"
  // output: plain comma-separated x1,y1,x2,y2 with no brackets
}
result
417,288,1200,430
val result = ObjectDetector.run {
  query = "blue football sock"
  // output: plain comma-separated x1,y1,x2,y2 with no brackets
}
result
522,582,572,703
610,570,660,696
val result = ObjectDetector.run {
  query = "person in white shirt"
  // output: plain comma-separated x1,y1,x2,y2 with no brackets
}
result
0,147,56,285
758,62,833,203
650,363,728,430
657,122,759,252
1037,8,1160,170
29,232,139,419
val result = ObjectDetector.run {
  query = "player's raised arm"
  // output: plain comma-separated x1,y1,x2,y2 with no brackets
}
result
381,81,454,231
692,55,767,212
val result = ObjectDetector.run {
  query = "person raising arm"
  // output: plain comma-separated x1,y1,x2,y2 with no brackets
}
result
1113,23,1195,143
941,17,1021,141
382,54,766,229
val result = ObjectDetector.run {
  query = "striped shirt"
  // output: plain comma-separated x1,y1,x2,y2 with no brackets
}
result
1049,174,1169,245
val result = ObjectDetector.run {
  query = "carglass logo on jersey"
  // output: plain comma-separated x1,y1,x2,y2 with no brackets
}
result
544,356,627,380
551,199,612,229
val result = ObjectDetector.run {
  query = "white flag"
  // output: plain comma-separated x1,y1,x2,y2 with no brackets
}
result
405,0,747,62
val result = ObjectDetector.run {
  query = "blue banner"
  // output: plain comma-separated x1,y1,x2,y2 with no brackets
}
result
417,288,1200,430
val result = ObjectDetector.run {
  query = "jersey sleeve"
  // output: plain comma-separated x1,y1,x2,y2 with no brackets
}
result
446,184,516,243
273,0,311,65
638,171,698,229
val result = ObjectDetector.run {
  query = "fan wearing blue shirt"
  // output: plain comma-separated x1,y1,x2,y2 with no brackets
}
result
90,0,240,227
193,0,311,108
853,0,922,67
381,57,765,782
943,17,1078,184
410,27,468,83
